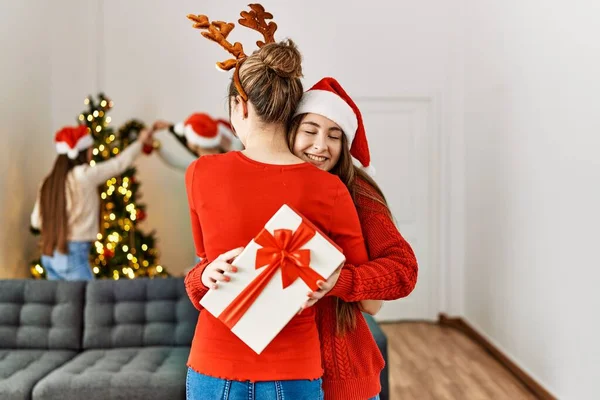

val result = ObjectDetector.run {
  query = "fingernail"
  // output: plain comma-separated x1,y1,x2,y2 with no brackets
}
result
232,267,238,273
224,276,231,282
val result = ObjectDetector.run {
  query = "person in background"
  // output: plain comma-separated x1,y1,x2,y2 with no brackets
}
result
150,112,243,171
147,113,244,271
31,125,152,280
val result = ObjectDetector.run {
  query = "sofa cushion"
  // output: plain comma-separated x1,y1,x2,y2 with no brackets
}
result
0,280,86,350
83,278,198,349
32,347,189,400
0,349,76,400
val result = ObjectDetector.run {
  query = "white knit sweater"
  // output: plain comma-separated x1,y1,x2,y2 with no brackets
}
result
31,141,143,242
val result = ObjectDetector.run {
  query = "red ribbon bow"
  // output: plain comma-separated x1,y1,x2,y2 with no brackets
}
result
218,222,325,329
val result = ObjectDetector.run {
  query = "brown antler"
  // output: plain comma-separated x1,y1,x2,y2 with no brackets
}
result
187,14,247,70
238,4,277,48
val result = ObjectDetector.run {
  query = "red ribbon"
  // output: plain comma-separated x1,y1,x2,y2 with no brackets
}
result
218,221,325,329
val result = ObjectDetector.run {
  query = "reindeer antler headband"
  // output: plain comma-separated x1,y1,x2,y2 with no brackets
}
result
187,4,278,102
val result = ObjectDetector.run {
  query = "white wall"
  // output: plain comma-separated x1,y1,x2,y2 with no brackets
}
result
463,1,600,398
0,1,53,279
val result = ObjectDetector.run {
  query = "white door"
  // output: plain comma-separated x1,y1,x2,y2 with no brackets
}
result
356,97,439,321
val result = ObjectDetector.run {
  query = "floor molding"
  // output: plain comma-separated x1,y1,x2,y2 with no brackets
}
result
438,314,556,400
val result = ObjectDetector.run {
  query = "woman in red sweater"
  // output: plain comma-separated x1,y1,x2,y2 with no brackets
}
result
183,9,369,400
288,77,419,400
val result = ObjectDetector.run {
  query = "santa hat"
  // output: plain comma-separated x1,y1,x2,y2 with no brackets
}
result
294,77,375,175
173,113,242,150
55,125,94,159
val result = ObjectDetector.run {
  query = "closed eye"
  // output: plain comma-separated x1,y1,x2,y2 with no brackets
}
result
304,130,318,135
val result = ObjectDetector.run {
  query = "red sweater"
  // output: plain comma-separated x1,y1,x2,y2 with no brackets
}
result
319,177,418,400
183,152,368,382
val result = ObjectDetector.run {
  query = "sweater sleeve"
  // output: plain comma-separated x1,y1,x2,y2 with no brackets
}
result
155,130,196,171
328,188,418,301
328,184,369,266
30,191,41,230
183,159,210,310
80,141,143,186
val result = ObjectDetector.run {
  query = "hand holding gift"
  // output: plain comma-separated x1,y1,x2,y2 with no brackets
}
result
300,264,343,311
201,247,244,289
199,204,346,354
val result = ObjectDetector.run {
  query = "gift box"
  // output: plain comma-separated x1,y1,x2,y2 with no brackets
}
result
200,204,346,354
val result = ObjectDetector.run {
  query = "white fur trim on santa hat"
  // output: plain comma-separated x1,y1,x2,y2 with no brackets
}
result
184,125,222,148
294,90,358,146
217,123,235,141
55,134,94,159
173,122,185,136
352,156,376,176
217,123,244,150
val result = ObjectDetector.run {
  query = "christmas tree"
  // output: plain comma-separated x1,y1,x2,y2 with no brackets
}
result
30,94,168,279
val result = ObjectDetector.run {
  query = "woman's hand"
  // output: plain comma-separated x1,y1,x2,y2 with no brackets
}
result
201,247,244,289
138,128,153,145
152,120,172,132
300,265,342,311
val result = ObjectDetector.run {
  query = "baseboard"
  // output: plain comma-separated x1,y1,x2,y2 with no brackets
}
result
438,314,556,400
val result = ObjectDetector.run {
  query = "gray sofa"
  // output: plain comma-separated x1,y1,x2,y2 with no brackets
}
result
0,278,389,400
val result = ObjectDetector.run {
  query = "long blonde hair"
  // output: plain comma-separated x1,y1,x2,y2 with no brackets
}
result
288,114,391,334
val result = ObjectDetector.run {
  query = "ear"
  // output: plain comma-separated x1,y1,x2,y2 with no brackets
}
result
237,96,249,119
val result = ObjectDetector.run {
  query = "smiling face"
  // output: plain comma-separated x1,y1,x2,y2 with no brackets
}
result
291,113,344,172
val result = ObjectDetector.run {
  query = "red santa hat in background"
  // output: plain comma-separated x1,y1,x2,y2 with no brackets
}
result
293,77,375,176
55,125,94,159
173,113,243,150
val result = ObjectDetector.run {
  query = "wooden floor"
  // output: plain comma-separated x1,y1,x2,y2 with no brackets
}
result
380,322,538,400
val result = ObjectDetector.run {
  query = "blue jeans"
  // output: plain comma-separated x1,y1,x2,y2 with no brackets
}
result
186,368,323,400
369,396,380,400
41,241,94,281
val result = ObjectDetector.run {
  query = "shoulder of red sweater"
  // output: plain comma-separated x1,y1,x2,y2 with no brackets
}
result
354,177,387,210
